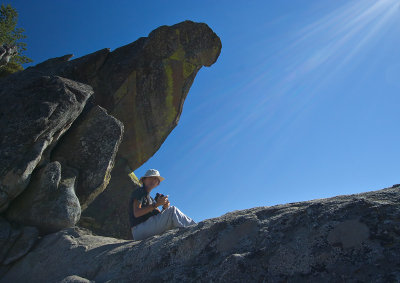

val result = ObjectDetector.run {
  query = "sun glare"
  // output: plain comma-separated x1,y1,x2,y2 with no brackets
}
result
219,0,400,145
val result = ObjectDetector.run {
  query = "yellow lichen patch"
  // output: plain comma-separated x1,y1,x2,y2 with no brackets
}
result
110,74,146,167
113,71,137,105
167,35,196,79
134,116,148,166
183,61,196,79
164,63,178,125
128,171,139,183
169,47,185,61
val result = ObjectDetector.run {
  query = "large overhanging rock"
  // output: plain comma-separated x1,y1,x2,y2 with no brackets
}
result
95,21,222,168
2,185,399,282
0,75,93,212
19,20,221,237
22,20,222,170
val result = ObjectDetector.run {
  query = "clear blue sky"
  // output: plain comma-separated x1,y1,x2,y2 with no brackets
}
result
9,0,400,222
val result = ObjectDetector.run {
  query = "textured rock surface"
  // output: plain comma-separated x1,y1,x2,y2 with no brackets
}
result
91,20,222,169
79,158,140,239
6,162,81,234
51,105,124,210
0,75,93,212
59,275,93,283
15,20,221,171
2,185,399,282
0,217,38,266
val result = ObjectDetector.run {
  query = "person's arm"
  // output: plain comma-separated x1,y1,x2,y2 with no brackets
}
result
133,199,156,218
133,196,168,217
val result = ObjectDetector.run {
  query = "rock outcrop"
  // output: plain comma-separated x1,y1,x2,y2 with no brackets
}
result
2,185,399,282
76,20,221,236
0,20,220,232
0,75,93,212
6,162,81,234
51,105,124,210
14,20,222,170
0,20,222,238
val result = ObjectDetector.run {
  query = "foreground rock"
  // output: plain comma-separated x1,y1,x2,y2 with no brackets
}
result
2,185,399,282
6,162,81,234
0,218,38,267
0,76,93,212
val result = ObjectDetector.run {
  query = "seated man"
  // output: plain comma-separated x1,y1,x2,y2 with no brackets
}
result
129,169,196,240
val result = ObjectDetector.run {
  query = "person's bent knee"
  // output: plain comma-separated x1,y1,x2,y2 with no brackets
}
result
165,205,177,212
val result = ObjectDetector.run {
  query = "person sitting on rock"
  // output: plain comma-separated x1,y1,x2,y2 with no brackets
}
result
129,169,196,240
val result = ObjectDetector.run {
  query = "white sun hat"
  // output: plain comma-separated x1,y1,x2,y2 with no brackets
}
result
139,169,165,184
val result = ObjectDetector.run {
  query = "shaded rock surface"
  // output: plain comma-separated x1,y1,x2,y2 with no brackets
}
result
2,186,399,282
59,275,93,283
0,217,38,267
0,75,93,212
51,105,124,210
79,158,140,239
6,162,81,234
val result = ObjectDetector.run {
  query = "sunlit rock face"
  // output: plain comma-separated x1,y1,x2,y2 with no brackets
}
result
50,105,124,210
0,75,93,213
2,186,399,282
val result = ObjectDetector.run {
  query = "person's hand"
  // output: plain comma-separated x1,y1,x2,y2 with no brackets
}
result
162,200,170,210
156,195,168,207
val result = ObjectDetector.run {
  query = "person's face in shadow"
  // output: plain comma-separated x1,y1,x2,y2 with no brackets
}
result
143,177,160,191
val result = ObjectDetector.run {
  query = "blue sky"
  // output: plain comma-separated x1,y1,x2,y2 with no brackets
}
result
9,0,400,222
